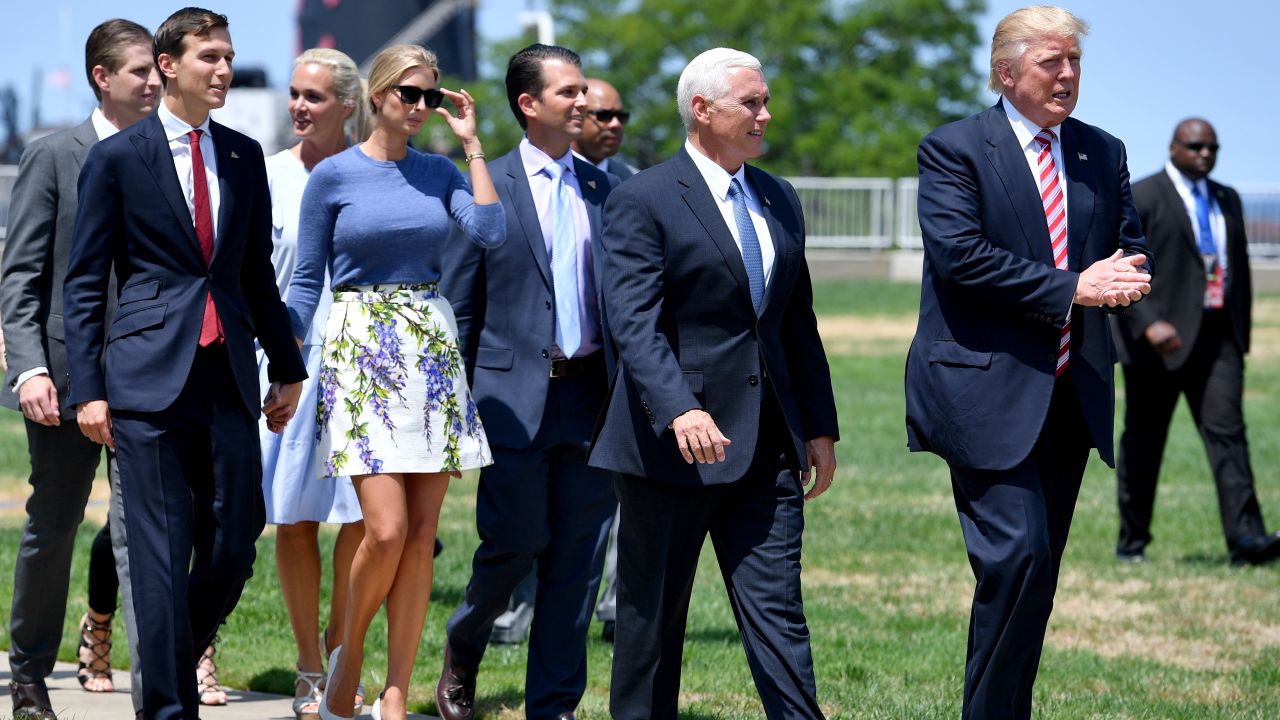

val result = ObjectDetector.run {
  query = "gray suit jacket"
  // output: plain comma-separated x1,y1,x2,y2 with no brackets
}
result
0,117,111,419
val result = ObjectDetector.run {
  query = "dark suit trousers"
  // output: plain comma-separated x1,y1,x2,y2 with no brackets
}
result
949,373,1091,720
445,361,615,720
113,344,265,720
610,391,823,720
1117,312,1264,555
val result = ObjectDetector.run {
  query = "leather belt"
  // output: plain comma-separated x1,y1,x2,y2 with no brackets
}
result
549,351,604,378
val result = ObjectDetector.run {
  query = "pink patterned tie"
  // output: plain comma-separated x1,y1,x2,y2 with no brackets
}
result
1034,129,1069,377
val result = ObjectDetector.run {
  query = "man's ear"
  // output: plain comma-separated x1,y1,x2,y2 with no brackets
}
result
91,65,112,96
517,91,538,123
157,53,179,82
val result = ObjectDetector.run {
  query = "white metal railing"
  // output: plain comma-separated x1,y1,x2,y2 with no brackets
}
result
2,164,1279,255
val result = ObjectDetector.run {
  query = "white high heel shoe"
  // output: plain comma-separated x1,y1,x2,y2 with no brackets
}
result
317,645,354,720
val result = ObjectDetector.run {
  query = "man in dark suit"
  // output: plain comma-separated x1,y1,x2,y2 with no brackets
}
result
904,6,1152,719
572,77,637,181
0,19,157,720
62,8,305,720
589,47,838,720
435,44,616,720
1112,118,1280,566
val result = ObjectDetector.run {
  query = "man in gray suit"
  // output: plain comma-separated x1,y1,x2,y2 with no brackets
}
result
0,19,158,720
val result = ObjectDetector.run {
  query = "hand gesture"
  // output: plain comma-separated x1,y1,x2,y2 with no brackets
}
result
1075,250,1151,307
671,408,732,465
435,88,480,148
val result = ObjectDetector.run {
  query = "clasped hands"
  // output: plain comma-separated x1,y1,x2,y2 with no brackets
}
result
74,380,302,449
671,408,837,501
1074,250,1151,307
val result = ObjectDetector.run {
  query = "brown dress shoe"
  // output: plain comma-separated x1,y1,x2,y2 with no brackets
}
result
435,645,476,720
10,680,57,720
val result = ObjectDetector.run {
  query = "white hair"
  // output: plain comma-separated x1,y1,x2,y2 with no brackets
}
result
676,47,762,131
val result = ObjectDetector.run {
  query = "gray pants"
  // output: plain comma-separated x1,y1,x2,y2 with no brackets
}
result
8,419,143,713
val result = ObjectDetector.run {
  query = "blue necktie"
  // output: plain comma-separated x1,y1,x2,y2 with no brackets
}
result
728,178,765,313
1191,183,1217,256
545,161,581,357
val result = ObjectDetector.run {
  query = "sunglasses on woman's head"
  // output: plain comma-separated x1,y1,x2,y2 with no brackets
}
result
391,85,445,109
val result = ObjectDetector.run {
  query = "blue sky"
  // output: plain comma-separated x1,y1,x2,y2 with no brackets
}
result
0,0,1275,184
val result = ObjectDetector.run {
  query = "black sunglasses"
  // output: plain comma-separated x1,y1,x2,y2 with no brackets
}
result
588,109,631,125
1176,140,1220,153
391,85,445,109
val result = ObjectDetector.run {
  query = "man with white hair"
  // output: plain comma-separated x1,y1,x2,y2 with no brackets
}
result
904,5,1152,718
590,47,838,719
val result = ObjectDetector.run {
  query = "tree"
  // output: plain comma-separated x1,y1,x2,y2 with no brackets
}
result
546,0,987,177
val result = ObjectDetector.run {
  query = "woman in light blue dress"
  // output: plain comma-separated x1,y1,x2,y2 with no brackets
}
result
259,47,367,720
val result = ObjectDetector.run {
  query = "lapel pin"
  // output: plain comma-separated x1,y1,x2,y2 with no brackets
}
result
230,151,240,159
1077,152,1087,161
586,179,596,190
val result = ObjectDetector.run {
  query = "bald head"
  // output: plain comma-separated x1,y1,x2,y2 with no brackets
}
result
1169,117,1218,181
573,77,628,164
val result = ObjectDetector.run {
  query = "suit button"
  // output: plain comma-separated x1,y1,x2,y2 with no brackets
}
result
748,374,759,386
541,349,549,359
545,300,552,310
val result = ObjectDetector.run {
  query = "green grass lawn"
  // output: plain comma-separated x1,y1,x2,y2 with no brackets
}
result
1,279,1278,718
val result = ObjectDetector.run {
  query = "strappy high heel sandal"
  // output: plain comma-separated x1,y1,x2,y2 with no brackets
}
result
197,639,229,706
293,667,325,719
77,611,115,693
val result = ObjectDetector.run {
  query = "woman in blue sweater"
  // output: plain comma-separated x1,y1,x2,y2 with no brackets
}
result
286,44,505,720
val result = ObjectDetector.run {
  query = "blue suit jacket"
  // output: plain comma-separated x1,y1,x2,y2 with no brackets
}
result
63,113,305,416
588,147,839,486
440,147,616,449
905,102,1150,470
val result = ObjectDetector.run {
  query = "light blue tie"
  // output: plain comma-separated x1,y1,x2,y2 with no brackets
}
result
1191,183,1217,257
728,178,765,313
545,161,581,357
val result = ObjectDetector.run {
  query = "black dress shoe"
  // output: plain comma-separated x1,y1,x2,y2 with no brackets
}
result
435,644,476,720
434,537,444,557
1230,532,1280,566
601,620,615,643
10,680,57,720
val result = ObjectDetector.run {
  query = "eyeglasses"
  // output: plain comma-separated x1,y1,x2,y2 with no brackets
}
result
391,85,444,109
587,109,631,125
1176,140,1220,153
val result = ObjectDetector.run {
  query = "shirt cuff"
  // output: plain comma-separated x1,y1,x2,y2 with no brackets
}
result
12,367,49,394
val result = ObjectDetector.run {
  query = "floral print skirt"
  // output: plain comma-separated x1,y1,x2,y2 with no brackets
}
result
316,283,491,479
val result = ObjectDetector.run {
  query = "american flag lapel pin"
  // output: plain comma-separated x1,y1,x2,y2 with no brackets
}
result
586,179,596,190
230,151,240,159
1078,152,1087,161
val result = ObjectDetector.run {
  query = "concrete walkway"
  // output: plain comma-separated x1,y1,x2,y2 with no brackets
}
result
0,651,438,719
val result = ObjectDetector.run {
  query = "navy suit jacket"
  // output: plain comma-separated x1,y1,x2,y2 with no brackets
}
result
905,102,1150,470
63,113,305,416
1113,170,1250,372
440,147,616,449
588,147,839,486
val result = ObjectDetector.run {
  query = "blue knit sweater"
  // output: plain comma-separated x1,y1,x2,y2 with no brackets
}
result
287,144,505,337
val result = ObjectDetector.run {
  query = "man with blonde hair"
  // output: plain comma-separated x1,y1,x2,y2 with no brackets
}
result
905,5,1152,718
591,46,838,719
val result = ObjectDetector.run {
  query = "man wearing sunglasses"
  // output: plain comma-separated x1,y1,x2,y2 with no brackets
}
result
572,78,637,181
436,43,618,720
1112,118,1280,566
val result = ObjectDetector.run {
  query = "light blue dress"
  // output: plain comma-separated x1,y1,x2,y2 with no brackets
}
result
259,149,361,524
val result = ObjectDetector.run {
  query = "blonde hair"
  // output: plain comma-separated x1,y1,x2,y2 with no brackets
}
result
366,44,440,115
295,47,368,143
988,5,1089,93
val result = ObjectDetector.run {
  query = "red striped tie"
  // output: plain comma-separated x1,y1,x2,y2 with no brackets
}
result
1034,129,1069,377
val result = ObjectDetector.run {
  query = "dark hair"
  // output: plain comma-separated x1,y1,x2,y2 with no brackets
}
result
505,43,581,130
153,7,228,66
84,19,153,101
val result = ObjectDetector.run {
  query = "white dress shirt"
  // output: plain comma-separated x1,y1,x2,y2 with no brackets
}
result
1164,161,1228,274
1003,99,1068,217
683,138,777,287
158,100,221,239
